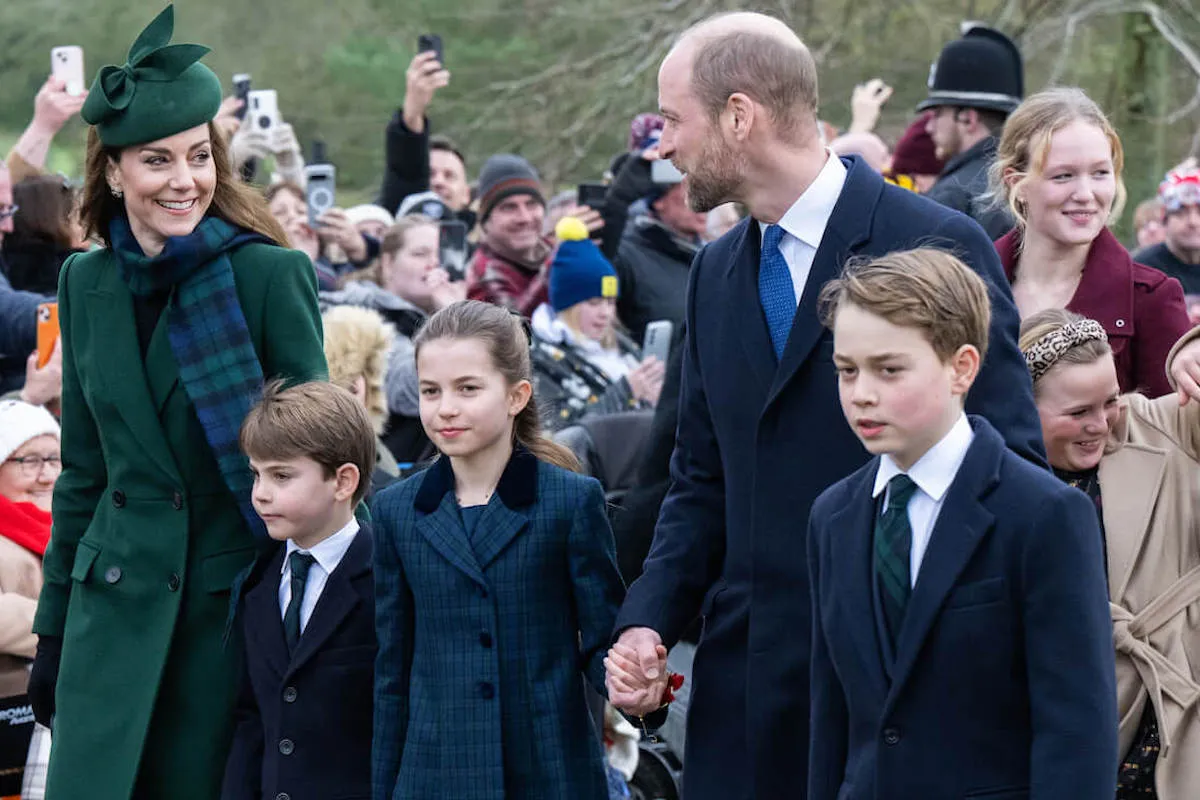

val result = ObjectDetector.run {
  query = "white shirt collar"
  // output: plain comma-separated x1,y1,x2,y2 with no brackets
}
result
872,414,974,502
282,517,360,577
757,150,847,250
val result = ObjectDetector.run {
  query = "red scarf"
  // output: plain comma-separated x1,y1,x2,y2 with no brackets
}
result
0,494,52,556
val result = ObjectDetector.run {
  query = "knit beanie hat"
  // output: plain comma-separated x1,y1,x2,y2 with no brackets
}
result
477,154,545,223
344,204,395,230
549,218,619,312
0,400,60,464
888,113,944,177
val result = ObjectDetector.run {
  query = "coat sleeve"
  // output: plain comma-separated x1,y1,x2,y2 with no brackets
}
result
377,110,430,215
259,249,328,385
806,503,849,800
0,271,43,362
220,647,263,800
33,255,107,638
371,494,414,800
935,215,1046,466
1132,272,1190,398
1023,489,1118,799
568,478,626,696
613,245,727,647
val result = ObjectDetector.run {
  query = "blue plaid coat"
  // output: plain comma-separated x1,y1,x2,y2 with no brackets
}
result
371,447,624,800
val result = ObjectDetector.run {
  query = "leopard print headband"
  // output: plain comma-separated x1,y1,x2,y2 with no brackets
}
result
1024,319,1109,384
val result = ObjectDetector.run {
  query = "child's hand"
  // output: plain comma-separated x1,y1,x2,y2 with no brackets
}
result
605,627,668,716
1170,335,1200,406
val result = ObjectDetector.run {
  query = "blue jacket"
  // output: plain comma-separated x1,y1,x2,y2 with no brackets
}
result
613,156,1046,800
0,259,50,393
371,447,625,800
807,417,1117,799
222,525,376,800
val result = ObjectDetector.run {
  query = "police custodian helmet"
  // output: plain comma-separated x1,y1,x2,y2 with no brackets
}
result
917,24,1024,115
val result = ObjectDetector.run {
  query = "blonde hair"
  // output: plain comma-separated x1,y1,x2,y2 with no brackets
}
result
819,248,991,362
1018,308,1112,397
413,300,580,472
362,214,440,286
240,380,377,506
989,88,1127,228
1133,198,1164,231
557,303,617,350
322,306,396,434
82,123,287,247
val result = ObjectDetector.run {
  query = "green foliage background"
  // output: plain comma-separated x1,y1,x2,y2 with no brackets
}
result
2,0,1198,238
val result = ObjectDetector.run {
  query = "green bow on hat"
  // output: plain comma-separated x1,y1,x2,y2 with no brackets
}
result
81,5,222,148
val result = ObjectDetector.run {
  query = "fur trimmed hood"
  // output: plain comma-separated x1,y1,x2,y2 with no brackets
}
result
321,305,396,434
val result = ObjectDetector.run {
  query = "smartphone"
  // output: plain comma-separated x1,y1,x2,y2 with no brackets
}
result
36,303,59,369
311,139,327,165
417,34,444,66
51,46,86,97
439,220,469,281
651,158,684,185
577,182,608,211
232,73,251,121
642,319,673,365
304,164,337,228
247,89,278,131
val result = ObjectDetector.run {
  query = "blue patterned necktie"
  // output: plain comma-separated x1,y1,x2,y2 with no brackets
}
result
876,474,919,648
758,224,796,359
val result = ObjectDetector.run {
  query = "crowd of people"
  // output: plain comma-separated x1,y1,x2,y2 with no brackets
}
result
1,4,1200,800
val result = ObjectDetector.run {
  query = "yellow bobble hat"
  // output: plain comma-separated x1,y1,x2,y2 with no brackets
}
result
549,217,619,312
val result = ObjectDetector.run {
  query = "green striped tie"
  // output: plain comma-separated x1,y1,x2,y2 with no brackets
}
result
875,474,919,647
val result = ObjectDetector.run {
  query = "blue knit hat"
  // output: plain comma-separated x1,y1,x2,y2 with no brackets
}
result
549,217,619,312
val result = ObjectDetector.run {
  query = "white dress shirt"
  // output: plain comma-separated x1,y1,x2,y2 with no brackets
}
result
757,150,848,305
872,414,975,587
278,518,360,634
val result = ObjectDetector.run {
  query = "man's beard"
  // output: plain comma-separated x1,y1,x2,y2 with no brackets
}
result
685,138,745,213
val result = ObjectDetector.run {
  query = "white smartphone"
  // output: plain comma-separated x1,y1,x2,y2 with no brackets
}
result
247,89,279,131
642,319,674,364
51,46,86,97
304,164,337,228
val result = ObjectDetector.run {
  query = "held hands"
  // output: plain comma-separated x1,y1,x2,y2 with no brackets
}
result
403,51,450,133
605,627,671,717
1170,336,1200,406
848,78,893,134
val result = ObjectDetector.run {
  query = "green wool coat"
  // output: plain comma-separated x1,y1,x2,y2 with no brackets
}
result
32,242,328,799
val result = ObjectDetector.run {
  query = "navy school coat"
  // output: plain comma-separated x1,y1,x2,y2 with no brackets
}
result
807,417,1117,800
222,524,377,800
613,156,1046,800
370,447,625,800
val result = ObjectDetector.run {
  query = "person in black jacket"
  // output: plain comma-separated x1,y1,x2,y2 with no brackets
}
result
2,175,88,296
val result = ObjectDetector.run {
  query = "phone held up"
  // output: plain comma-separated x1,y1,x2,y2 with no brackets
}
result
232,74,252,121
304,164,336,228
577,183,608,213
418,34,444,66
247,89,279,132
642,319,673,365
51,46,86,97
36,303,60,369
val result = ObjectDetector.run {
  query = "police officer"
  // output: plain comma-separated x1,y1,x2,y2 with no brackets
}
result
918,24,1023,239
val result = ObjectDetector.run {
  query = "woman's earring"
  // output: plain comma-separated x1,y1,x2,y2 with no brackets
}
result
110,186,123,199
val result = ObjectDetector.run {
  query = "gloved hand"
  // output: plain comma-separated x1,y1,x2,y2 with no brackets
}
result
28,635,62,728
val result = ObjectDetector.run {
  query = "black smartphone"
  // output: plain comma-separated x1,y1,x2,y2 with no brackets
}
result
311,139,327,165
577,182,608,211
418,34,444,66
439,220,469,281
232,73,251,121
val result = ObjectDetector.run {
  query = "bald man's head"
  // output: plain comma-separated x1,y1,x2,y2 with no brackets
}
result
830,132,890,172
667,12,819,143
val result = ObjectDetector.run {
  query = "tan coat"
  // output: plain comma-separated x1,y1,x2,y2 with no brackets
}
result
0,534,43,698
1099,331,1200,799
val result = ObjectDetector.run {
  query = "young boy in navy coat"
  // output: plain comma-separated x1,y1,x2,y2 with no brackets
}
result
222,381,377,800
807,249,1118,799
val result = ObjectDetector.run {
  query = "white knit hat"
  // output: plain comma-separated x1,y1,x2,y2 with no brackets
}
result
0,400,60,464
344,204,395,230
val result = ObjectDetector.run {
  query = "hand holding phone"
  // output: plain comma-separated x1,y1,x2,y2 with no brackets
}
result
304,164,337,228
642,319,673,366
36,303,60,369
232,74,252,121
247,90,279,132
51,47,86,97
417,34,444,66
577,183,608,211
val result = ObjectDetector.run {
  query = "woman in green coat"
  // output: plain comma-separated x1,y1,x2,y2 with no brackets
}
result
25,7,327,798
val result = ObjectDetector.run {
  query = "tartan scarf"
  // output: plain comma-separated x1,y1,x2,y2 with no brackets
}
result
110,214,269,540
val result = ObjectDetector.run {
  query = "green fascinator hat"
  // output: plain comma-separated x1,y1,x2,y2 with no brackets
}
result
81,5,222,148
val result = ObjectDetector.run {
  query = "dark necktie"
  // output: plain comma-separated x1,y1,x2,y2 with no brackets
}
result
758,224,796,359
283,551,317,652
875,474,919,647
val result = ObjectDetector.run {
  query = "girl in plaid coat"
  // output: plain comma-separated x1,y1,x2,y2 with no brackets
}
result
371,300,626,800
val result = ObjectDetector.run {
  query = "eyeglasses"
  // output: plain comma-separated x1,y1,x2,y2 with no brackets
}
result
0,204,19,222
4,455,62,478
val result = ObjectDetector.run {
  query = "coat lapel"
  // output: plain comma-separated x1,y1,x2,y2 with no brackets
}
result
287,529,372,677
725,220,777,394
472,499,530,570
827,467,890,701
85,275,180,482
884,419,1001,705
766,157,878,409
415,491,486,588
1098,420,1167,598
243,547,290,679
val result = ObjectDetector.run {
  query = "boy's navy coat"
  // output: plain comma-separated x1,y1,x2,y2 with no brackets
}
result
807,417,1118,800
222,524,376,800
370,447,625,800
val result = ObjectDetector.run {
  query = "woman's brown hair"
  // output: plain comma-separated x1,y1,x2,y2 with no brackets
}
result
11,175,77,249
80,122,287,247
413,300,580,472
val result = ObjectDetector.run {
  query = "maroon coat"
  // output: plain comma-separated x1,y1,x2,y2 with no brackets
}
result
997,227,1189,397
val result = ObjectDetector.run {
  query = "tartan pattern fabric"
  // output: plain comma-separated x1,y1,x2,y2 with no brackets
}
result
370,451,624,800
758,224,795,359
110,215,269,538
875,474,919,646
